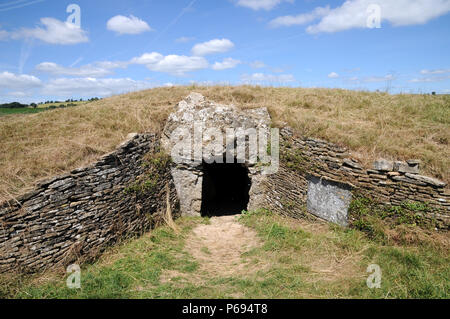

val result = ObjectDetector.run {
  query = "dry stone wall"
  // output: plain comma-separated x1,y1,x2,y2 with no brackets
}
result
263,128,450,229
0,133,178,273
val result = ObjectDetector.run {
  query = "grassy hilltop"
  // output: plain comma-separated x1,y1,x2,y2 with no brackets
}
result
0,85,449,202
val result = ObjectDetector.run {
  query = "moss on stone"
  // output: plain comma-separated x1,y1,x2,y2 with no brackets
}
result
349,194,439,240
124,150,172,196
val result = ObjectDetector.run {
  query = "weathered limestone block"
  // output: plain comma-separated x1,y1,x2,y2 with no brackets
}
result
170,165,202,216
306,176,352,227
343,158,362,170
407,159,421,166
373,159,394,171
394,161,420,174
405,173,447,188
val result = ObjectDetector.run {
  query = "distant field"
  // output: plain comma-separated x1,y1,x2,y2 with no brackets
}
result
0,101,88,117
0,86,449,202
0,108,46,116
36,101,88,109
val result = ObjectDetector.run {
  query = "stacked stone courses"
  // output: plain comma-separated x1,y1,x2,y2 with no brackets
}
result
263,128,449,228
0,133,178,273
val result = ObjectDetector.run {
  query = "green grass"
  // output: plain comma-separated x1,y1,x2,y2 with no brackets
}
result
0,101,88,117
36,101,87,109
1,211,448,299
0,108,46,116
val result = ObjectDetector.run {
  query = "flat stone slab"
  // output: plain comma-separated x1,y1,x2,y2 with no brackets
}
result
307,176,353,226
394,161,419,174
405,173,447,188
373,159,394,171
343,158,362,170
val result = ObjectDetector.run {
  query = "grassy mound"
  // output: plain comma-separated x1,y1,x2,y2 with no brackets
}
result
1,85,449,202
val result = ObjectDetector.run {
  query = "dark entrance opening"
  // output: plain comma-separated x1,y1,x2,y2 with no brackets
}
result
201,161,251,217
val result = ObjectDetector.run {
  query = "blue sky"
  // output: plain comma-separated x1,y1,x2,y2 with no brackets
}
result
0,0,450,103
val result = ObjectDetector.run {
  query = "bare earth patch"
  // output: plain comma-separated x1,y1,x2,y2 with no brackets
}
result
161,215,263,285
185,215,262,277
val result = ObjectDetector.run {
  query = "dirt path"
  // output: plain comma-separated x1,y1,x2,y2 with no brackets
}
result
185,215,262,278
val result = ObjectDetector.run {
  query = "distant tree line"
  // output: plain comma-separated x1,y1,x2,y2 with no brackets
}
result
0,97,101,109
0,102,30,108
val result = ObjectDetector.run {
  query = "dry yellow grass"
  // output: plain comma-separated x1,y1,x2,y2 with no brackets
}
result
0,85,449,202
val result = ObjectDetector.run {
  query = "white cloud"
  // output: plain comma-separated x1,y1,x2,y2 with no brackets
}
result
11,18,88,45
192,38,234,56
0,30,8,40
7,91,29,98
36,62,114,78
131,52,209,76
271,67,285,73
343,67,361,73
412,69,450,83
34,50,210,81
250,61,266,69
309,0,450,33
131,52,164,65
106,15,152,35
0,72,157,101
0,71,42,90
95,61,129,69
420,68,450,75
176,36,195,43
241,72,296,84
270,6,330,28
363,74,395,83
410,75,450,83
42,77,154,97
342,74,397,84
328,72,339,78
270,0,450,33
147,55,209,76
212,58,241,70
236,0,293,11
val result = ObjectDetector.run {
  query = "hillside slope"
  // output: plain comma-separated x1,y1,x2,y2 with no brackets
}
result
0,86,449,202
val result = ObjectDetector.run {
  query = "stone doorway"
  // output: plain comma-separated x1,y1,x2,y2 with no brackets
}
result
161,93,271,217
200,161,251,217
